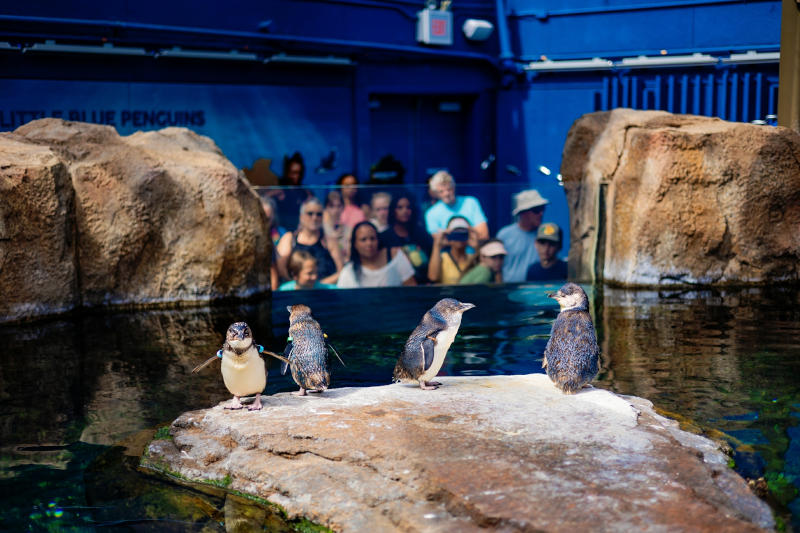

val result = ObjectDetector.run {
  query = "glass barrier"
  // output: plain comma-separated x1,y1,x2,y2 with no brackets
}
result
252,182,569,291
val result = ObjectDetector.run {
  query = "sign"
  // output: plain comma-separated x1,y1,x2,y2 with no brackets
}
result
416,9,453,46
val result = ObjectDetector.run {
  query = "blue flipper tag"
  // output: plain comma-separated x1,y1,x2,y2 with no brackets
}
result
216,349,223,358
257,344,264,353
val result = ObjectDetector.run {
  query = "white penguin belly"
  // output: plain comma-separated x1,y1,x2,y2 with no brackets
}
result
221,348,266,397
419,324,460,382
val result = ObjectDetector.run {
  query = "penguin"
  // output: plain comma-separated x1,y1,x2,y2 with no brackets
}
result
543,282,600,394
393,298,475,390
283,304,345,396
212,322,267,410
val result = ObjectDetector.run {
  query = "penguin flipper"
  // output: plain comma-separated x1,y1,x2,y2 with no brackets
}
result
422,338,436,371
191,355,219,374
281,342,292,375
327,342,346,367
262,349,291,365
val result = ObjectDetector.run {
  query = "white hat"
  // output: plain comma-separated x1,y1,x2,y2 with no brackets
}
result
480,241,507,257
512,189,549,216
446,216,470,230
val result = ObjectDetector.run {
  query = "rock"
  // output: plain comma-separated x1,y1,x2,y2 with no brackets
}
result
0,119,271,323
561,109,800,286
143,375,773,532
0,136,78,322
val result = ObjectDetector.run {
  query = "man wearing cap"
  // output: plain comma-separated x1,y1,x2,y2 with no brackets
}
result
460,239,507,284
424,170,489,240
526,222,568,281
496,189,549,282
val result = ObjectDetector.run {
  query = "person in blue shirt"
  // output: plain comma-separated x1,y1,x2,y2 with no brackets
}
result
497,189,549,282
424,170,489,240
526,222,568,281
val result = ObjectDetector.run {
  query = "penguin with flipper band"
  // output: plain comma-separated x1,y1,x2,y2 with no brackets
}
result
283,304,345,396
192,322,291,410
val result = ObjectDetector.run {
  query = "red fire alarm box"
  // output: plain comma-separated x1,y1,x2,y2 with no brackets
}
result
416,9,453,46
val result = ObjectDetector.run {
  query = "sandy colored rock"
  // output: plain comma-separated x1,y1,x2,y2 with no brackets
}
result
561,109,800,286
144,374,773,532
0,136,78,322
0,119,270,322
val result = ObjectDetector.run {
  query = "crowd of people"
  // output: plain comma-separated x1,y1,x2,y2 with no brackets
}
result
259,155,567,291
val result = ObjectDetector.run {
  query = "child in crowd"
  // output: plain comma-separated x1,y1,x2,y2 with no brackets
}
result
427,216,478,285
279,249,334,290
460,239,507,284
526,222,568,281
369,192,391,233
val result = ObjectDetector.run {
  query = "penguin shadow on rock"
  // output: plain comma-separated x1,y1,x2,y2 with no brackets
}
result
393,298,476,390
543,283,600,394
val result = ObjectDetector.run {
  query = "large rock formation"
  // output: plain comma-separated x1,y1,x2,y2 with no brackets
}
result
0,119,270,323
561,109,800,286
143,375,773,532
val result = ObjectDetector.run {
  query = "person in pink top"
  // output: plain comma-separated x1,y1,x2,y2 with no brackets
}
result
337,173,367,228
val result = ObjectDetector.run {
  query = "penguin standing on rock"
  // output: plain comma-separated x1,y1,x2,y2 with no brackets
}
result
284,304,345,396
393,298,475,390
191,322,267,410
543,283,599,394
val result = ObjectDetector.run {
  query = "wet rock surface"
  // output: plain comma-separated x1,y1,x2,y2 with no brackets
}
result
144,374,774,532
0,119,270,323
561,109,800,286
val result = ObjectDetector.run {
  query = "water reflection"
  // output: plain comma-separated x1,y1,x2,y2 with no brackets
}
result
0,284,799,529
594,285,800,526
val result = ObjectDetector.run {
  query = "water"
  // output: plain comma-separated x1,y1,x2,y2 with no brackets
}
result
1,283,799,531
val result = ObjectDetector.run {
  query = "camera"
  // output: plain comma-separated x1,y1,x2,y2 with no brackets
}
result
448,228,469,242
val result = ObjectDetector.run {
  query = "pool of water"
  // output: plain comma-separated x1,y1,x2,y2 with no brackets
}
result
1,283,798,531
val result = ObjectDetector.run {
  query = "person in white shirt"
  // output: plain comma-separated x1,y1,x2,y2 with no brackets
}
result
337,221,417,288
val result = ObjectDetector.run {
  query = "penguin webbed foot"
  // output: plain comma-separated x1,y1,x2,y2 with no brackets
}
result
419,381,439,390
247,393,263,411
225,396,244,410
291,388,307,396
426,381,442,386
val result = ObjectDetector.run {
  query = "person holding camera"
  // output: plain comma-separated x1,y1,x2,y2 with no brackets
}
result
427,216,478,285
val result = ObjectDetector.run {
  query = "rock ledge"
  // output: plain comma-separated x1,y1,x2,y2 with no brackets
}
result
143,374,773,532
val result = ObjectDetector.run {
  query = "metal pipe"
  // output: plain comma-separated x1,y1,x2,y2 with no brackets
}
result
0,14,498,65
510,0,768,19
518,43,778,63
495,0,514,61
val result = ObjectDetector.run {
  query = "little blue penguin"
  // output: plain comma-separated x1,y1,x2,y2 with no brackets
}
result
393,298,475,390
218,322,266,410
543,282,599,394
284,304,339,396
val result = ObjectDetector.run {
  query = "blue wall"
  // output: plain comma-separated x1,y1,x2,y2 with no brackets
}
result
0,0,783,246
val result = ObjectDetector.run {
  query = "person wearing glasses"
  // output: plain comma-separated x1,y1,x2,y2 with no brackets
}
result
276,197,343,285
496,189,549,283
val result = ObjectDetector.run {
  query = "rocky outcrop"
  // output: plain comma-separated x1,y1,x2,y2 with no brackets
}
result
143,375,773,532
561,109,800,286
0,119,271,323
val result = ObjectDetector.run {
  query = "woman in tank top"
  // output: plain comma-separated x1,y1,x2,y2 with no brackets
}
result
276,197,343,285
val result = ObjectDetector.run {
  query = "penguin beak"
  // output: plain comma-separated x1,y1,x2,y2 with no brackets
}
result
547,291,560,299
459,302,476,312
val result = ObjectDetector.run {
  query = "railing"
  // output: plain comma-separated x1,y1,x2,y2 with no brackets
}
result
252,181,570,289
